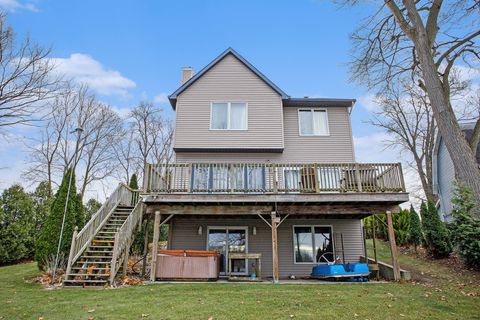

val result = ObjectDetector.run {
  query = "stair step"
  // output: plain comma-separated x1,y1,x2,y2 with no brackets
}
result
72,267,110,270
89,245,114,249
75,261,111,265
67,273,109,277
64,279,108,284
77,256,112,260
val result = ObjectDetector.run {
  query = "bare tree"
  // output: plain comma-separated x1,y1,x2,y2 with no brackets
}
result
24,84,123,200
77,100,123,200
24,83,80,191
347,0,480,212
112,128,140,184
370,81,437,201
130,102,173,185
0,12,59,133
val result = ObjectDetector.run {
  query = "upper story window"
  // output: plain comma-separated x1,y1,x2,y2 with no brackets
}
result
298,109,329,136
211,102,247,130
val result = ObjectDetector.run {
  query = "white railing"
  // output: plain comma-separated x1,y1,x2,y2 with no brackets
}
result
65,184,140,277
109,200,144,284
144,162,406,194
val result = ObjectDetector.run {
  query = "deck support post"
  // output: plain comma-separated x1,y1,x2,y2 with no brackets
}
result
123,241,131,276
386,211,401,281
141,219,150,277
271,211,279,283
150,211,161,282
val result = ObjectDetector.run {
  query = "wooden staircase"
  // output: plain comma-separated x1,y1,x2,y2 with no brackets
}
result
63,205,134,288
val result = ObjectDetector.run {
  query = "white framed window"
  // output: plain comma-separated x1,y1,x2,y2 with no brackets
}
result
298,109,329,136
210,102,247,130
293,225,334,264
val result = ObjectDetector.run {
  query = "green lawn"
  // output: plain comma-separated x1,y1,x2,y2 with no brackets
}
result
1,244,479,320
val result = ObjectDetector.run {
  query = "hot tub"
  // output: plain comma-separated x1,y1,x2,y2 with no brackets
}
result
156,250,220,280
311,263,370,282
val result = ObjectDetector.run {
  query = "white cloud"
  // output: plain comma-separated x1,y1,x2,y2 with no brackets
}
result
110,105,132,119
357,93,381,113
0,0,38,12
51,53,136,97
153,92,168,104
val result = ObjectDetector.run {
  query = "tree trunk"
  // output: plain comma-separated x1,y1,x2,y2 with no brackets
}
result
406,5,480,215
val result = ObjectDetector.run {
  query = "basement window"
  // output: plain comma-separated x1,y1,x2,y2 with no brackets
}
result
293,225,334,263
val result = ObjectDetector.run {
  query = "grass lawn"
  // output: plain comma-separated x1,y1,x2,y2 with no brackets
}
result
1,242,479,320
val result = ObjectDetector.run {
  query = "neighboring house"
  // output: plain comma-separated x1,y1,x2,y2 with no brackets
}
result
433,123,480,222
64,48,408,287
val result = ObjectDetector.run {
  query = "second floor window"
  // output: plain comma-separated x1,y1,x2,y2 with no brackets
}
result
298,109,329,136
211,102,247,130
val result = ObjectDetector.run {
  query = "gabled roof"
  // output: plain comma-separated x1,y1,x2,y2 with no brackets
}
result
168,47,290,109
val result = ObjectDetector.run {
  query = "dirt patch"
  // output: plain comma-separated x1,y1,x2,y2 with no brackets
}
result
397,245,480,288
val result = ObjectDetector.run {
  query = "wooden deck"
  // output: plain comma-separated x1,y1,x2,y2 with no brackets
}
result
144,162,406,195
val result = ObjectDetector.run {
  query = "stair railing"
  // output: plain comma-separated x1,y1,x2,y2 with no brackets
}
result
65,184,139,277
109,199,144,284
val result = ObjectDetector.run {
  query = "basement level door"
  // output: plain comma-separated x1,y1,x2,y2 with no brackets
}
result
207,227,248,275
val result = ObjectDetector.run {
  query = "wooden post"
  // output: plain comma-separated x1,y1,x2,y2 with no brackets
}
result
355,163,363,192
362,226,368,262
271,211,279,283
141,219,150,277
123,242,130,276
110,230,120,285
386,211,401,281
150,211,161,282
65,226,78,278
372,217,378,263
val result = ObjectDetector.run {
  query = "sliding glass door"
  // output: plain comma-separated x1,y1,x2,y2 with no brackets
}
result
207,227,248,275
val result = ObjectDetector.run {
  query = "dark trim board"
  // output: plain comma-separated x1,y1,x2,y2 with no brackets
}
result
144,203,400,217
174,147,284,153
142,192,409,205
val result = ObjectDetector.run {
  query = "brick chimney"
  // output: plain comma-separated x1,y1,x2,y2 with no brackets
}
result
181,67,194,85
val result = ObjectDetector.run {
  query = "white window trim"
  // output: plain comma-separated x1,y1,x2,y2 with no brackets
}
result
210,101,248,131
298,108,330,136
292,225,334,265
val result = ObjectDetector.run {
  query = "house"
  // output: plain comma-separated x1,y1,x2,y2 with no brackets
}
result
63,48,408,287
433,123,480,222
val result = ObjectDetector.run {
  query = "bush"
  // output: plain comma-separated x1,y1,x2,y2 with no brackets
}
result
363,207,410,246
450,183,480,269
408,205,423,250
421,200,452,258
129,173,139,189
35,168,84,270
84,198,102,221
0,185,35,264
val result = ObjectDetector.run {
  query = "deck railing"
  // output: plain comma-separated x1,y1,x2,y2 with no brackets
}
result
109,200,144,284
144,162,405,194
65,184,140,277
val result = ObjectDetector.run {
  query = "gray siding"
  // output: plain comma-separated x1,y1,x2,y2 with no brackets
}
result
169,216,364,278
174,54,284,150
282,106,355,162
175,106,355,163
437,139,455,221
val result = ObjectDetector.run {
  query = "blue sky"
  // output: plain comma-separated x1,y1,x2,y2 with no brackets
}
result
1,0,402,196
